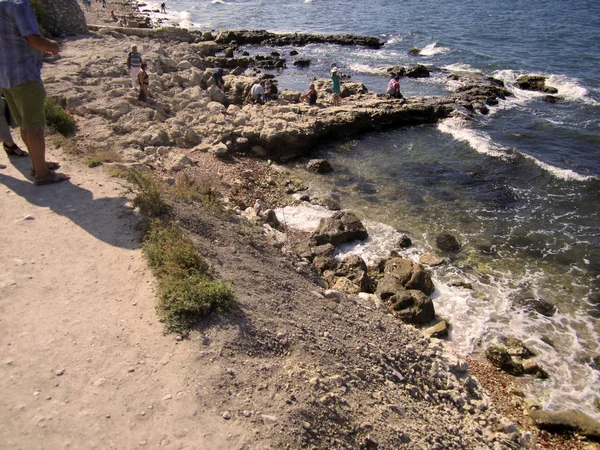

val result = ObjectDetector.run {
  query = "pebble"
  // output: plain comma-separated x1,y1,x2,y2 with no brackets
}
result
222,411,231,420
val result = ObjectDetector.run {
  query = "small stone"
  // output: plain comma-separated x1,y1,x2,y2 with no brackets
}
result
163,394,172,401
261,415,278,427
54,368,65,376
128,367,135,373
222,411,231,420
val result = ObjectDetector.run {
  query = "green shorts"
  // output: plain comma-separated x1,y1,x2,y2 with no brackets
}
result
1,81,46,131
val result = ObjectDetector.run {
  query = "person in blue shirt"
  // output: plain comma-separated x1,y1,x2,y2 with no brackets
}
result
0,0,69,184
331,67,341,106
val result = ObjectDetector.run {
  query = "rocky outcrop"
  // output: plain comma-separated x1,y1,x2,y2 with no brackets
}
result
40,0,87,36
516,75,558,94
387,64,431,78
529,409,600,439
214,29,384,48
312,211,368,247
485,339,548,379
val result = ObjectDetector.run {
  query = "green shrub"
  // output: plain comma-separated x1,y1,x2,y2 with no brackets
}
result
123,169,170,217
142,220,208,278
45,98,76,136
158,273,234,335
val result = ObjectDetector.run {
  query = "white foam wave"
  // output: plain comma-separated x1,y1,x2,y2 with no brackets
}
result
519,152,595,182
419,42,450,56
438,116,512,159
546,74,599,105
493,70,600,106
443,63,480,73
211,0,230,4
438,117,595,181
335,221,408,266
347,63,387,76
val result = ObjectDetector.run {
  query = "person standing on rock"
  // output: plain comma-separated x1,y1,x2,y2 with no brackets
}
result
331,67,341,106
136,62,149,102
0,0,69,184
127,44,143,89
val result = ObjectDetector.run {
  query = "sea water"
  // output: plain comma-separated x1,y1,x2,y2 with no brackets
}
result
142,0,600,419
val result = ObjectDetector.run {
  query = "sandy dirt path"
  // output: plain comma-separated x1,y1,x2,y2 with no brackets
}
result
0,149,244,449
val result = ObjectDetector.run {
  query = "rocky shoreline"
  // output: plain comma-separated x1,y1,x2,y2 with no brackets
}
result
32,2,598,447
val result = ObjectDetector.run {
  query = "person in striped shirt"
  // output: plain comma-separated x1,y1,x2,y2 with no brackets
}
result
126,45,143,89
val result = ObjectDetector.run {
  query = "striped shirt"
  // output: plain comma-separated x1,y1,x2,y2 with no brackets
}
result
128,51,142,69
0,0,43,89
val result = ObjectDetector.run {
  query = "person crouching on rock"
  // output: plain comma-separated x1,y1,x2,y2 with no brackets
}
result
249,81,265,105
137,63,149,102
299,83,318,105
264,80,279,101
212,68,225,90
386,75,404,99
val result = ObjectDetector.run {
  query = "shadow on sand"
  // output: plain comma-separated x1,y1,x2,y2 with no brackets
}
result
0,157,140,250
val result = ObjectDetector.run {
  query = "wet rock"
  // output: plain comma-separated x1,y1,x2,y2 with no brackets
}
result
447,278,473,289
398,235,412,248
524,298,557,317
423,319,449,339
592,356,600,370
306,159,334,174
312,211,368,247
529,409,600,439
515,75,558,94
420,252,444,266
386,64,431,78
405,64,431,78
408,48,421,55
435,233,461,253
485,345,524,376
499,337,535,359
522,359,549,379
293,59,311,68
543,95,559,103
386,289,435,325
289,49,298,56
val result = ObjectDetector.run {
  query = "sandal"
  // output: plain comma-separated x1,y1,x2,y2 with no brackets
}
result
3,142,27,157
30,161,61,176
34,171,70,186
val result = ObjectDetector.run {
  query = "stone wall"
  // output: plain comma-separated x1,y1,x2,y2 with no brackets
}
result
40,0,88,36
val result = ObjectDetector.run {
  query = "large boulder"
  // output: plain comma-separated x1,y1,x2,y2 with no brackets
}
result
382,257,434,295
516,75,558,94
312,211,368,247
529,409,600,439
385,288,435,324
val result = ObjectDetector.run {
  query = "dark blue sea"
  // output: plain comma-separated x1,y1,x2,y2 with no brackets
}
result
147,0,600,418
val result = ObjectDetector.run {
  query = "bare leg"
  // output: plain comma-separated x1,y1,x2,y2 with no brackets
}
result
21,128,48,178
